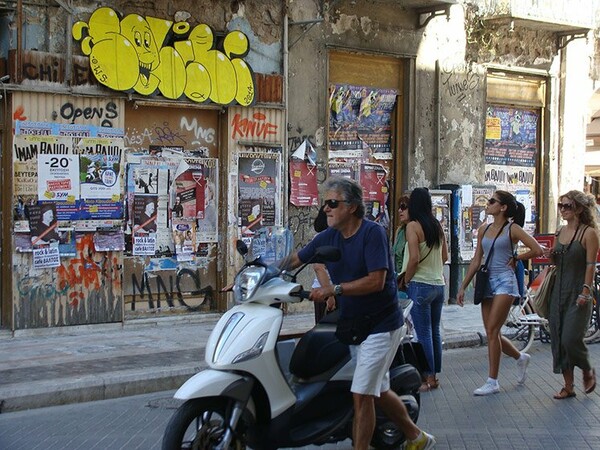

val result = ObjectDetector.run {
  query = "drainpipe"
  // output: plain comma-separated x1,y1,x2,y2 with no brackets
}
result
55,0,74,85
16,0,22,83
283,1,289,226
434,59,441,187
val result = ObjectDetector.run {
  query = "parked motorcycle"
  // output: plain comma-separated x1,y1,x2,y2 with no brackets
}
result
162,227,422,450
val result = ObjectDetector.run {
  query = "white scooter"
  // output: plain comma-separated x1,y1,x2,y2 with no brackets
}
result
162,227,421,450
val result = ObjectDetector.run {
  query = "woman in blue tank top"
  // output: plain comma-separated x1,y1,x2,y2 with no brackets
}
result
457,191,543,396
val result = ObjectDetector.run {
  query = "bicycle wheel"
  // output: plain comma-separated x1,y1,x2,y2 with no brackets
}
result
502,300,535,353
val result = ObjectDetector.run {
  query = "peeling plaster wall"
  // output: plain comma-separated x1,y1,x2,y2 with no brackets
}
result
1,1,283,75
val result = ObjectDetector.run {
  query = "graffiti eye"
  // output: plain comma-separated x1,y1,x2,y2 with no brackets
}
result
134,31,142,47
144,32,152,49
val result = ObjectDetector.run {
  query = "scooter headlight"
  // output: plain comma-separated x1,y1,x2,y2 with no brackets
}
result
233,266,266,303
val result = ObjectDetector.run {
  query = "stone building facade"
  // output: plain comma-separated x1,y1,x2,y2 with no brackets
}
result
0,0,597,329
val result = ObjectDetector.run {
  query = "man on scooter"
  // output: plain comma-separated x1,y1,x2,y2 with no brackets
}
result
286,177,436,450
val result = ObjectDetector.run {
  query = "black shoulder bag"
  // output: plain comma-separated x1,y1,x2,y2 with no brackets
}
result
473,221,508,305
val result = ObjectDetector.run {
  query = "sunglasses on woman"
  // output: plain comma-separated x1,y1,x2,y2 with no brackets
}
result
323,199,351,209
488,198,501,205
399,203,408,211
557,202,574,210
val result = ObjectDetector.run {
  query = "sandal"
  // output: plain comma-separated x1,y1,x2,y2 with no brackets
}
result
553,387,576,399
419,382,433,392
419,378,440,392
584,368,596,394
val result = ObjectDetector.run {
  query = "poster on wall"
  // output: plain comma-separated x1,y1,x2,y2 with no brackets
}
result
458,185,496,262
328,84,397,160
289,139,318,207
125,156,178,255
360,163,389,227
26,203,60,246
75,137,124,220
485,105,539,233
38,151,79,203
172,158,219,243
173,220,196,261
238,152,280,237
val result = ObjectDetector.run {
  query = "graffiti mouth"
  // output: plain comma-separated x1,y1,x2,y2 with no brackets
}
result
139,62,152,79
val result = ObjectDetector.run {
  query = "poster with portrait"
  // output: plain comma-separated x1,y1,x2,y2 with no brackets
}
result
133,195,158,234
238,152,280,237
27,203,60,246
172,220,196,261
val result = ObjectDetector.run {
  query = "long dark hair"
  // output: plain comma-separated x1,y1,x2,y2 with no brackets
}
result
408,187,443,248
495,190,519,219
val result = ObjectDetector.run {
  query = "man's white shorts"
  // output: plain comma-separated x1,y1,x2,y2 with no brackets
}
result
350,327,404,396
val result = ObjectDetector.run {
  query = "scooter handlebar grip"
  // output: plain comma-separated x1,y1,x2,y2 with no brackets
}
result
292,290,311,299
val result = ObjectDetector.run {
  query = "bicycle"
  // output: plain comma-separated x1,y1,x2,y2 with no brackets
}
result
501,267,550,353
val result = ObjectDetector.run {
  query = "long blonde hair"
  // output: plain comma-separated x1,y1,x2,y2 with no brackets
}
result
561,190,597,229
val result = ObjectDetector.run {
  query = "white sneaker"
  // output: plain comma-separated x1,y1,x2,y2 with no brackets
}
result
516,353,531,384
405,431,436,450
473,381,500,396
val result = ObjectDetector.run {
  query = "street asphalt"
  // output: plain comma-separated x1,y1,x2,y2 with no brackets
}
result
0,304,487,413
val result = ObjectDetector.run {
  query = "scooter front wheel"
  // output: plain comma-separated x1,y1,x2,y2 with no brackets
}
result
162,398,253,450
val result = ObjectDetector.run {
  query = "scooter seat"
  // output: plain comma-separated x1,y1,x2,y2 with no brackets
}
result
289,312,349,379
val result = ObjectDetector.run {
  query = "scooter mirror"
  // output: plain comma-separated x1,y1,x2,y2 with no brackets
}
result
236,239,248,256
314,245,341,263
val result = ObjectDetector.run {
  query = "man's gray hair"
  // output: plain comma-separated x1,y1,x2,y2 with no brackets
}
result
322,177,365,218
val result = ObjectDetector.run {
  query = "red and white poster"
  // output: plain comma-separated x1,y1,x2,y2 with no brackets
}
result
289,160,318,206
360,163,389,226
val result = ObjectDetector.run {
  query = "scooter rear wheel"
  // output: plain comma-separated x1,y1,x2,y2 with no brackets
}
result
162,398,253,450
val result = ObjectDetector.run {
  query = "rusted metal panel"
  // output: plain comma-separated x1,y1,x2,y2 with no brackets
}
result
13,233,123,329
122,104,221,318
8,49,97,86
123,103,218,154
12,91,124,128
10,92,125,329
228,106,285,146
255,73,284,104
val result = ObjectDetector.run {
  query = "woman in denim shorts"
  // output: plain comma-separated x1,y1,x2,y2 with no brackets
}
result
457,191,543,396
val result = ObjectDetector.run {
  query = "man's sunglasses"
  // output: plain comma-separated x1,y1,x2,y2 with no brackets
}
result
399,203,408,211
323,199,350,209
557,202,574,210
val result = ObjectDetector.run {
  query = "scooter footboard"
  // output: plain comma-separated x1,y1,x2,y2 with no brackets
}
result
390,364,421,394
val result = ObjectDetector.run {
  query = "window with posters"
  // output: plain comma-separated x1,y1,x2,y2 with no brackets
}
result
484,105,540,235
327,51,404,233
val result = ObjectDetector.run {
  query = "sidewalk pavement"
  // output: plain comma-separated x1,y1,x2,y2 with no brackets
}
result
0,303,485,413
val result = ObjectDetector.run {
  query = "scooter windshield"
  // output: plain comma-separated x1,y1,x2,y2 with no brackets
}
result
248,226,294,267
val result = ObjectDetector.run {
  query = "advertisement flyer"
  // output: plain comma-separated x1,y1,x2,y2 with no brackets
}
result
289,160,319,207
33,246,61,269
172,221,196,261
74,137,125,219
37,145,79,203
27,203,60,246
360,163,389,226
133,235,157,256
133,195,158,234
238,153,280,237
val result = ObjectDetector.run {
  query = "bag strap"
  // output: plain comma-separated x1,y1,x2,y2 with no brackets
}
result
482,221,509,270
419,245,433,264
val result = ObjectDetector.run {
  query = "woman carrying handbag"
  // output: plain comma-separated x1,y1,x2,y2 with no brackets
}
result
457,191,543,395
544,190,599,399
